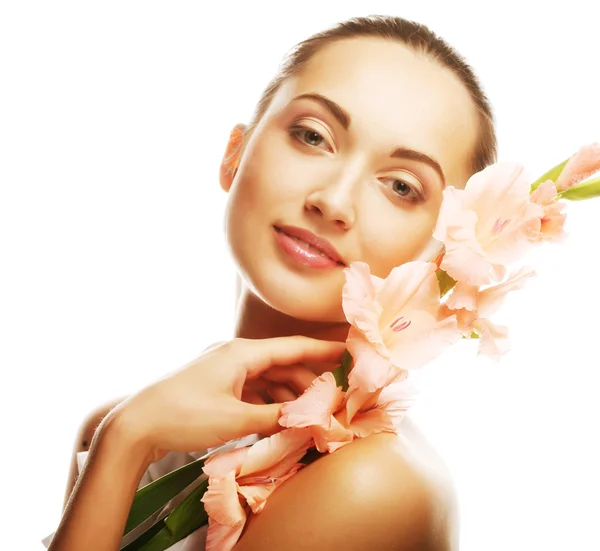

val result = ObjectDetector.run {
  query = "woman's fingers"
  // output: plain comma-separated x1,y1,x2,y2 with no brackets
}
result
264,382,297,403
235,401,285,439
260,364,317,395
241,388,266,405
240,336,347,378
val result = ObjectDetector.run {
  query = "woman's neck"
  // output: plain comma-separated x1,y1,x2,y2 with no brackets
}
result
232,281,350,344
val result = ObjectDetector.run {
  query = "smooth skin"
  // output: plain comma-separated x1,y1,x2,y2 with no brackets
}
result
56,35,478,550
50,336,347,551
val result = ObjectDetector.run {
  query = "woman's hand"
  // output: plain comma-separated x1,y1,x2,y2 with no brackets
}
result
108,336,347,463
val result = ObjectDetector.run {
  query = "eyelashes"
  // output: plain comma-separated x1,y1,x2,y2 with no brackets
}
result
288,124,332,152
288,123,425,204
379,177,424,204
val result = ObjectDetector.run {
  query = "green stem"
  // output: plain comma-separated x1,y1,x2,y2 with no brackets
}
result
530,156,570,192
557,176,600,201
332,349,352,391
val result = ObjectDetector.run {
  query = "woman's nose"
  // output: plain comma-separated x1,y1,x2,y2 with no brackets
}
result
304,173,359,230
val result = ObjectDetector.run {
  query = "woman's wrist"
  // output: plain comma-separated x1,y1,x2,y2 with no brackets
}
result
97,401,157,471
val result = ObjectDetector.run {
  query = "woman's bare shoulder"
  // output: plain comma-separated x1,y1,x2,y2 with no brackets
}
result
236,425,458,551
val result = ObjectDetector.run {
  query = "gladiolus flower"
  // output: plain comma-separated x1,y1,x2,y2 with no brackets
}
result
340,375,419,439
201,428,312,551
278,372,354,453
279,371,419,453
341,260,459,419
433,162,544,286
555,142,600,192
529,180,567,242
441,266,536,359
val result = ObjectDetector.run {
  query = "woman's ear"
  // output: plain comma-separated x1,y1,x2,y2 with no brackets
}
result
219,123,246,192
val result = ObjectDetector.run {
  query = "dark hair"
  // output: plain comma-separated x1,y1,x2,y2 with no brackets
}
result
232,14,497,178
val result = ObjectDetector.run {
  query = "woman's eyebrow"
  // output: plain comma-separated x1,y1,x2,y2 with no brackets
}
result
390,148,446,188
290,92,446,187
291,92,352,130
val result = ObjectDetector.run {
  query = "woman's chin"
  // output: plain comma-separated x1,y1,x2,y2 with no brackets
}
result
267,287,345,323
232,237,348,323
244,272,346,324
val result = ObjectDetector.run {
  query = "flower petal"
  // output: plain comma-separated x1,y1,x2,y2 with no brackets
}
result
477,266,536,318
539,202,567,241
350,377,418,438
346,328,397,392
202,447,249,478
389,315,461,370
311,414,354,453
349,408,396,438
440,215,492,286
528,180,567,242
555,142,600,191
341,261,385,350
237,465,303,514
530,179,559,205
435,162,541,286
201,470,247,526
476,319,510,359
205,513,246,551
237,427,312,478
439,304,475,336
433,185,467,243
377,261,440,328
278,372,344,430
343,385,377,425
445,281,479,312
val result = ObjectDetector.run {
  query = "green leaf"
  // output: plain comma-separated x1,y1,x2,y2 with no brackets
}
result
436,269,456,298
124,445,327,551
164,479,210,539
124,455,208,535
123,479,210,551
121,520,169,551
530,157,570,193
558,177,600,201
332,349,353,391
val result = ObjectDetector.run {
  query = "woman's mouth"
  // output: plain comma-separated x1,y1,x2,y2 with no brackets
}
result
273,226,345,269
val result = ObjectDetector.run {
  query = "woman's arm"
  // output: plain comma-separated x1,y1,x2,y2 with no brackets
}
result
48,336,346,551
234,432,457,551
62,396,129,512
49,409,153,551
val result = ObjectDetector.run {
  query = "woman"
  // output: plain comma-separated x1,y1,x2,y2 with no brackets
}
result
46,14,496,550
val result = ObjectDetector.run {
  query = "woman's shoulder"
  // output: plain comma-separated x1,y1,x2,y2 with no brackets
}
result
236,420,458,550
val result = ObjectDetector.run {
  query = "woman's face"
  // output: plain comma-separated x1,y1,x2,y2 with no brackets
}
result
221,37,480,322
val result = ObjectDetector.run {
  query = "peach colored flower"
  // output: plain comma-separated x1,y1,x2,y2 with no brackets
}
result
341,261,459,400
340,374,419,439
201,428,312,551
555,142,600,192
433,162,544,287
529,180,567,242
441,266,536,359
278,372,354,453
279,371,418,453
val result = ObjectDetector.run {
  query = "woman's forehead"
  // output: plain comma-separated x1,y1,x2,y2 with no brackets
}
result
267,37,480,187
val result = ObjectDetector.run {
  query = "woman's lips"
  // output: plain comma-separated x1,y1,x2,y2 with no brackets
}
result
274,225,345,264
273,226,345,269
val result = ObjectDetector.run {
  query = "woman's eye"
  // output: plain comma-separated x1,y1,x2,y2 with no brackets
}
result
289,125,331,151
382,178,423,203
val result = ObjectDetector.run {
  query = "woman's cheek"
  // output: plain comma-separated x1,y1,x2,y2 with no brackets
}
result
362,218,434,277
251,141,303,202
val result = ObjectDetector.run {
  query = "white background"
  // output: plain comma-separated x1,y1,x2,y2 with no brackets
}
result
1,1,599,550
